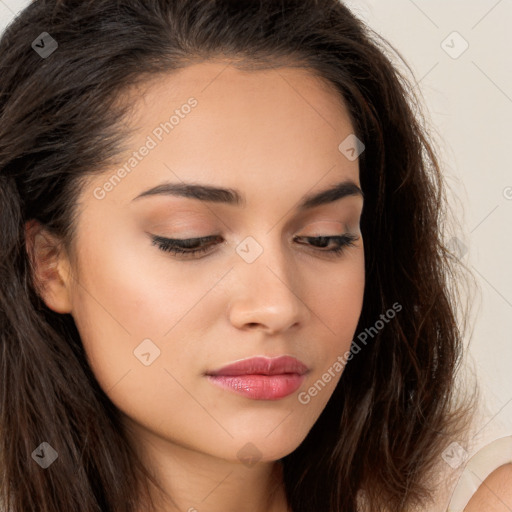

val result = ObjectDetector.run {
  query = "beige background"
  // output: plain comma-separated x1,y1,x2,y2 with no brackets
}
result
1,0,511,476
341,0,512,455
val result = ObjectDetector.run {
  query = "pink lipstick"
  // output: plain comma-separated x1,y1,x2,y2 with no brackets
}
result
205,355,308,400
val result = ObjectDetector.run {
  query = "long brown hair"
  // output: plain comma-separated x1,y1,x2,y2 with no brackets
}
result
0,1,476,511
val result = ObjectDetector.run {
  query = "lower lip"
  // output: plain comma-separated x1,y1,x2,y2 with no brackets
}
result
206,374,306,400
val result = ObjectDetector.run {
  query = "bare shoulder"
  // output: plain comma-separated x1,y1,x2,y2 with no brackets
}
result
464,463,512,511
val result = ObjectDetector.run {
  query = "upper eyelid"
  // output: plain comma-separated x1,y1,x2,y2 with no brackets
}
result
149,223,353,240
153,233,351,242
150,233,358,249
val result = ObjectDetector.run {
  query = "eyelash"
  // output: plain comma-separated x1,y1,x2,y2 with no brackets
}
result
150,233,359,259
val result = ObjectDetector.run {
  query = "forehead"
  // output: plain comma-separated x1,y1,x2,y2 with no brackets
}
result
132,60,350,113
86,61,360,206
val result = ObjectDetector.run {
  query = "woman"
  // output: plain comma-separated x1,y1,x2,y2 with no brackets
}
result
0,0,479,510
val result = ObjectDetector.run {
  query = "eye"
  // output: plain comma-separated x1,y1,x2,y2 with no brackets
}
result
150,234,222,257
293,234,359,257
150,233,359,259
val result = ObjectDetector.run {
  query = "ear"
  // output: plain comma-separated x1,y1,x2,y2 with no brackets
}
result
25,219,73,314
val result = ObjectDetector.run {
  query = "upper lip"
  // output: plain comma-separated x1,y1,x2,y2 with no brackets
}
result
206,355,309,376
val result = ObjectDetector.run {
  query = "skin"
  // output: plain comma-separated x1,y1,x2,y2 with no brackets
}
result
464,464,512,512
27,61,365,512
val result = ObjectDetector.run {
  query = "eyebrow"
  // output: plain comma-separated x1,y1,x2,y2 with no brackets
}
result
132,179,364,210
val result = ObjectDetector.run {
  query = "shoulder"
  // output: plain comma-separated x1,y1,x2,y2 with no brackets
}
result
464,463,512,511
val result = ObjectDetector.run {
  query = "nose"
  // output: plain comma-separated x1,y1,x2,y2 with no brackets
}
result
227,239,311,335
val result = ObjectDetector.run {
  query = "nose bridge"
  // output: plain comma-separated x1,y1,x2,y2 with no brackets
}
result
228,232,308,332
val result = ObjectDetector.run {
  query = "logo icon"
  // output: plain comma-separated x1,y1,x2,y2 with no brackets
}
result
442,441,468,469
31,442,59,469
338,134,365,161
236,236,264,264
237,442,263,467
31,32,58,59
441,32,469,60
134,338,161,366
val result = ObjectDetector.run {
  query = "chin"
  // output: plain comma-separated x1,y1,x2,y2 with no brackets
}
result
220,428,310,464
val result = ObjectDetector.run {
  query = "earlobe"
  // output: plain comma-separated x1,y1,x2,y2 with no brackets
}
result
25,220,73,314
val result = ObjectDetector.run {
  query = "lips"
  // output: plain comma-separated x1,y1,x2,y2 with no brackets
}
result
205,356,309,400
206,355,309,377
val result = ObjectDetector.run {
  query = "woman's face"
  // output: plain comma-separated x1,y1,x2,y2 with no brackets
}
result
41,62,365,464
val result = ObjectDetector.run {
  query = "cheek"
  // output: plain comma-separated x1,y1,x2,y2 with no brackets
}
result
71,224,213,337
309,251,365,343
68,236,221,443
292,254,364,419
68,227,219,394
303,250,365,398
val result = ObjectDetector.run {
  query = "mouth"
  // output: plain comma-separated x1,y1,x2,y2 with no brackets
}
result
205,355,309,400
